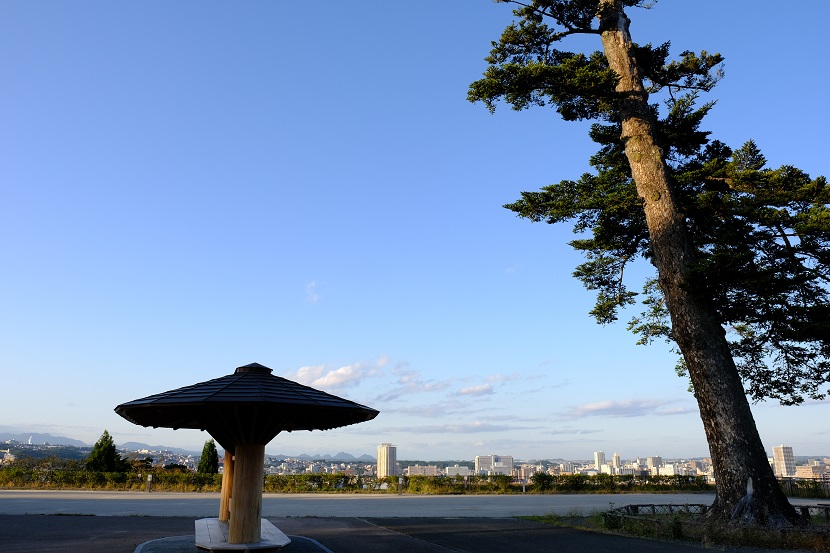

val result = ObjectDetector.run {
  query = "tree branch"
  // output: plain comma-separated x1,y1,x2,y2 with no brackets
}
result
496,0,601,37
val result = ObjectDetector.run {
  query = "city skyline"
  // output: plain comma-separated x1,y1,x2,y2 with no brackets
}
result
2,1,828,461
4,430,828,467
7,436,829,486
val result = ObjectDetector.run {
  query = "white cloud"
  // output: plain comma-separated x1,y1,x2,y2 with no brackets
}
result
375,365,452,401
305,280,320,304
456,384,494,396
385,400,489,418
485,373,522,383
292,365,326,384
483,413,548,423
312,364,365,388
287,359,385,390
561,398,695,420
544,427,603,436
377,421,539,434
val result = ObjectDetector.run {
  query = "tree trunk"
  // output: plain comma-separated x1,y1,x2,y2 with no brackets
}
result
597,0,800,526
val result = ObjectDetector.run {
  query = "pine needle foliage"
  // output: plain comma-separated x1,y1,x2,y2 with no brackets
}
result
473,1,830,406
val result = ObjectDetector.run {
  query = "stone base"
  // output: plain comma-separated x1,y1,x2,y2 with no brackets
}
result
195,518,290,551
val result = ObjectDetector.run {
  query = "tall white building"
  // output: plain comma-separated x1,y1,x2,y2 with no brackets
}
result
446,465,471,477
377,443,397,478
612,452,621,468
594,451,606,470
475,454,513,475
773,445,796,477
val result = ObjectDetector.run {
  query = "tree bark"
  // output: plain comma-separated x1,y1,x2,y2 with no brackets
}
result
597,0,800,526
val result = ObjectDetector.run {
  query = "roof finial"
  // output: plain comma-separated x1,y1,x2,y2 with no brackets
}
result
235,363,273,374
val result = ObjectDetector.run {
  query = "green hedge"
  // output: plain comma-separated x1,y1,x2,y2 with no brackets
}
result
0,467,716,495
529,473,712,493
778,478,830,500
0,467,222,491
264,473,361,492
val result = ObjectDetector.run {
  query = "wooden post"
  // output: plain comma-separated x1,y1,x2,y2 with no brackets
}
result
228,443,265,544
219,451,234,522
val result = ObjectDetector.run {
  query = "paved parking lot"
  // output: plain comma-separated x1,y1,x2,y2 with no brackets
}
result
0,514,744,553
0,491,819,553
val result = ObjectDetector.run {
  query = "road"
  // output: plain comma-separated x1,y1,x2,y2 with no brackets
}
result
0,489,722,517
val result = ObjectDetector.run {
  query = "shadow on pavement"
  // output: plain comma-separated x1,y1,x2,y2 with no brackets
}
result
0,514,750,553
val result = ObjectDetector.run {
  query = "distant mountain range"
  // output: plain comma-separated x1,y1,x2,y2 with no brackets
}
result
0,432,88,448
118,442,202,456
1,430,375,460
22,430,824,463
119,443,376,461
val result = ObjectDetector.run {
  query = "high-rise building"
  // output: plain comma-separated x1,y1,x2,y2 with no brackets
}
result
593,451,606,471
475,454,513,475
773,445,796,477
515,464,543,481
377,443,397,478
405,465,439,477
612,452,621,468
446,465,471,477
795,465,825,480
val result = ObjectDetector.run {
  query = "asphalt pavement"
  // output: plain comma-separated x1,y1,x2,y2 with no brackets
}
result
0,489,722,517
0,514,736,553
0,491,821,553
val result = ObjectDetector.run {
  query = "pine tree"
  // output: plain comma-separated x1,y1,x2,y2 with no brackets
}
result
469,0,829,526
85,430,126,472
196,439,220,474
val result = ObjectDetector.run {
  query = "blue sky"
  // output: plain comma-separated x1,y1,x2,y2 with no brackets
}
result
2,1,828,461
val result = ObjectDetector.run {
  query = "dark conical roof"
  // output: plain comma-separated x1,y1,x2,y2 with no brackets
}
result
114,363,379,452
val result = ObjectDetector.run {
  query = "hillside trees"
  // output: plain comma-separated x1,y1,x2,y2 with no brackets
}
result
468,0,829,526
